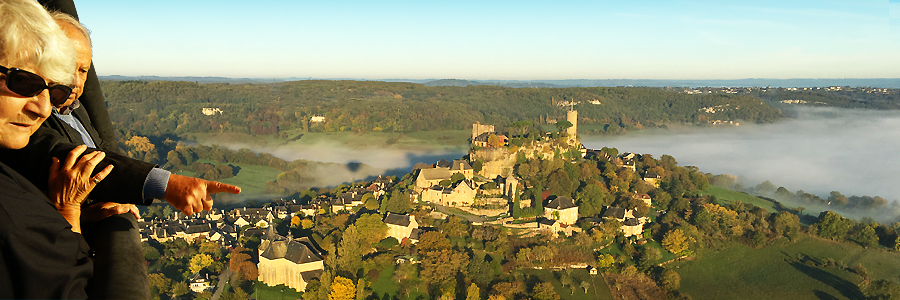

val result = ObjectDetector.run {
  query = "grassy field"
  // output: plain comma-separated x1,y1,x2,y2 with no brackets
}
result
701,185,778,212
176,160,285,198
251,282,304,300
671,235,900,300
189,130,470,150
518,269,614,300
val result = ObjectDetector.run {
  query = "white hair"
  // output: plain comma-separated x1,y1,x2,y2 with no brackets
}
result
51,11,91,48
0,0,76,86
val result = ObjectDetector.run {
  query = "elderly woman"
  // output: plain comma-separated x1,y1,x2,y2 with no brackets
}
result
0,0,112,298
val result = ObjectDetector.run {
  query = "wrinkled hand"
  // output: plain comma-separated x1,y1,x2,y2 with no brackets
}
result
165,174,241,215
81,202,140,223
48,145,114,233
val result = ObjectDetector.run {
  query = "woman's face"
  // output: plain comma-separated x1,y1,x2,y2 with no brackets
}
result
0,66,53,149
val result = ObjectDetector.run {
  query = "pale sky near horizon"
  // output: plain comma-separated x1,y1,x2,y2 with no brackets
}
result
75,0,900,80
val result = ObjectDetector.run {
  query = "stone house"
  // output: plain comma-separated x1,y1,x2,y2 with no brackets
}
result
635,193,652,207
415,168,452,190
421,180,477,207
602,206,648,238
543,196,578,225
642,173,660,187
449,160,474,179
189,272,212,293
330,189,367,213
383,213,419,243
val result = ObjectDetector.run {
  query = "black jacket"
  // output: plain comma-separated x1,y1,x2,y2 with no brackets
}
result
0,114,157,205
0,162,93,299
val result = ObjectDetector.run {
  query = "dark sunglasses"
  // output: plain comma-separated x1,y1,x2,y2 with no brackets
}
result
0,65,73,106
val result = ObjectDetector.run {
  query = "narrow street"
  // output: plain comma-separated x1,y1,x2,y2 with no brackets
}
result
209,268,232,300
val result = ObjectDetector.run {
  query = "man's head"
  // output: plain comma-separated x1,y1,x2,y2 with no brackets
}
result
52,12,91,107
0,0,75,149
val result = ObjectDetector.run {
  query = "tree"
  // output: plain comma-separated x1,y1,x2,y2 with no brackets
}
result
472,160,483,173
364,195,379,210
190,253,214,274
772,211,801,239
382,190,412,214
353,213,389,253
865,279,900,300
658,269,681,291
143,244,161,261
580,281,590,293
855,225,879,248
166,150,184,167
492,281,524,300
171,282,189,298
335,225,363,277
639,247,662,269
419,249,469,286
356,277,371,300
291,215,302,227
468,253,496,287
559,273,574,295
148,273,171,295
755,180,776,195
302,218,315,229
533,282,560,300
555,120,573,134
815,211,854,240
467,283,481,300
488,134,503,148
329,276,356,300
662,229,690,256
597,254,615,270
532,245,553,263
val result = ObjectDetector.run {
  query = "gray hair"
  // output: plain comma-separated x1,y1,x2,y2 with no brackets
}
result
51,11,91,48
0,0,75,86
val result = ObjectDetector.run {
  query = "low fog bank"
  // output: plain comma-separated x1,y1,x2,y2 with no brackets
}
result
201,140,467,187
583,107,900,220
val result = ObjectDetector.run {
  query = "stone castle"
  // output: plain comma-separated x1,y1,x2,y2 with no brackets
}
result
470,109,584,180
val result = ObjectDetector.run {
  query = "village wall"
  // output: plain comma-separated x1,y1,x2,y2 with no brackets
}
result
471,148,517,178
457,205,508,217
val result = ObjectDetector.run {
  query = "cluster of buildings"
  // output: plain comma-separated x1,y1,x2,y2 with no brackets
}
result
165,112,672,294
142,174,430,293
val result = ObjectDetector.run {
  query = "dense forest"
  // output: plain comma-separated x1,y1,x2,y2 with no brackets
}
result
101,80,784,137
751,88,900,110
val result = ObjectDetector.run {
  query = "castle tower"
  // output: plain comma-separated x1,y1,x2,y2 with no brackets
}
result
472,122,495,142
566,110,577,137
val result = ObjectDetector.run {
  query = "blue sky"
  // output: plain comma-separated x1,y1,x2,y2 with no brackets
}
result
75,0,899,80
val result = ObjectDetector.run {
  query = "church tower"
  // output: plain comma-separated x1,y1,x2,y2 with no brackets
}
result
566,109,577,137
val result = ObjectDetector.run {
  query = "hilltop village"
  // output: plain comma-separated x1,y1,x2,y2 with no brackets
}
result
139,109,899,300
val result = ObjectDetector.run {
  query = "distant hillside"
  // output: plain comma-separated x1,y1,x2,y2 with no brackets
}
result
101,80,783,137
101,75,900,88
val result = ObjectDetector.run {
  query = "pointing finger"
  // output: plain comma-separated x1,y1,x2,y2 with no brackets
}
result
202,195,213,211
207,181,241,194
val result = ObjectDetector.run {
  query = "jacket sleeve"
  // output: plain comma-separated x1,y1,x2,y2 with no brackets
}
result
0,126,156,205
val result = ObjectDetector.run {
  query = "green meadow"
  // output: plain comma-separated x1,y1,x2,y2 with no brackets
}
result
189,130,470,150
176,160,284,198
518,269,613,300
671,235,900,300
701,185,778,212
